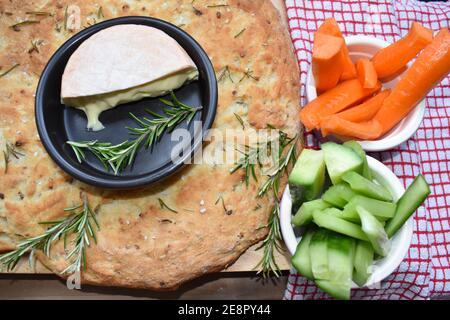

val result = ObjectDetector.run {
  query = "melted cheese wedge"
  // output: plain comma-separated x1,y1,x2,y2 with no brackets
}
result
63,69,198,131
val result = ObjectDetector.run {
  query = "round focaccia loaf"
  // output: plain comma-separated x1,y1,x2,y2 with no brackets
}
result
0,0,301,290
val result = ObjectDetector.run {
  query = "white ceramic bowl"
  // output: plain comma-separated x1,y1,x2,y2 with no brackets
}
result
280,156,413,288
306,35,426,152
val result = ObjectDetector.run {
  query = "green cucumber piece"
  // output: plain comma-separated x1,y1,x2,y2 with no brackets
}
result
323,207,345,219
322,183,356,208
289,149,326,210
357,206,390,257
313,210,369,241
321,142,363,185
342,195,397,223
309,229,330,280
327,233,355,284
292,199,331,227
353,240,374,287
316,280,351,300
292,228,316,280
314,231,355,300
385,174,431,238
343,141,372,180
342,171,393,202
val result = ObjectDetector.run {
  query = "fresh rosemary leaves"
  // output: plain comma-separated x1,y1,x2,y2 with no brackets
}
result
231,142,265,187
158,198,178,214
217,66,234,83
215,196,233,215
234,113,245,130
257,132,298,198
68,92,201,175
255,203,282,277
25,11,54,17
234,28,246,38
231,128,298,277
0,64,20,78
3,142,24,173
0,195,99,274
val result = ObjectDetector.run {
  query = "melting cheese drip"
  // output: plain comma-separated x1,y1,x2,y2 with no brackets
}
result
63,69,199,131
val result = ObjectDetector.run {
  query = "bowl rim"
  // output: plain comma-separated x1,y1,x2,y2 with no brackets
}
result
280,156,414,288
35,16,218,189
305,35,426,152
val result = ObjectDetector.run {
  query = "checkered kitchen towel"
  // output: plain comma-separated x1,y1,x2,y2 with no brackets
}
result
283,0,450,300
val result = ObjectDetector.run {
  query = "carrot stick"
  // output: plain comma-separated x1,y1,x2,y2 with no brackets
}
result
316,18,357,81
300,79,382,131
356,59,378,89
335,90,391,122
375,28,450,136
339,46,357,81
317,18,343,37
321,117,383,140
312,32,345,93
372,22,434,80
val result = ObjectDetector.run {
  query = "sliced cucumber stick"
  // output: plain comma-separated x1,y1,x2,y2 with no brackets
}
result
342,195,396,223
289,149,326,208
385,175,430,238
323,208,345,219
353,240,374,287
321,142,363,185
357,206,390,257
343,141,372,180
309,229,330,280
322,183,356,208
292,228,316,280
327,233,355,284
313,210,369,241
342,171,393,202
292,199,331,227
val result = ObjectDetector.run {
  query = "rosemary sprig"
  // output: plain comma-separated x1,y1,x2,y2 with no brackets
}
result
234,113,245,130
97,6,104,19
0,64,20,78
68,92,201,175
217,66,234,83
230,142,263,186
28,39,43,54
3,142,24,173
158,198,178,213
254,202,282,278
239,68,259,83
63,6,69,31
215,196,233,215
207,4,229,8
234,28,246,38
257,132,298,198
10,20,40,31
231,129,298,277
0,195,99,274
25,11,54,17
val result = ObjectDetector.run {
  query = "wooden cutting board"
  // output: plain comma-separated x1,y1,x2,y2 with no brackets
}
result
2,0,293,275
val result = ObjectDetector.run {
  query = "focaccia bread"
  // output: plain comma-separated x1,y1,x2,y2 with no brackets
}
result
0,0,301,290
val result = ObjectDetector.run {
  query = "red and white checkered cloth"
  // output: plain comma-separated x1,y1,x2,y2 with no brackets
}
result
283,0,450,300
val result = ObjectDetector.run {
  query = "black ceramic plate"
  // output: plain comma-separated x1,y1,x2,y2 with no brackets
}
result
35,16,217,189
